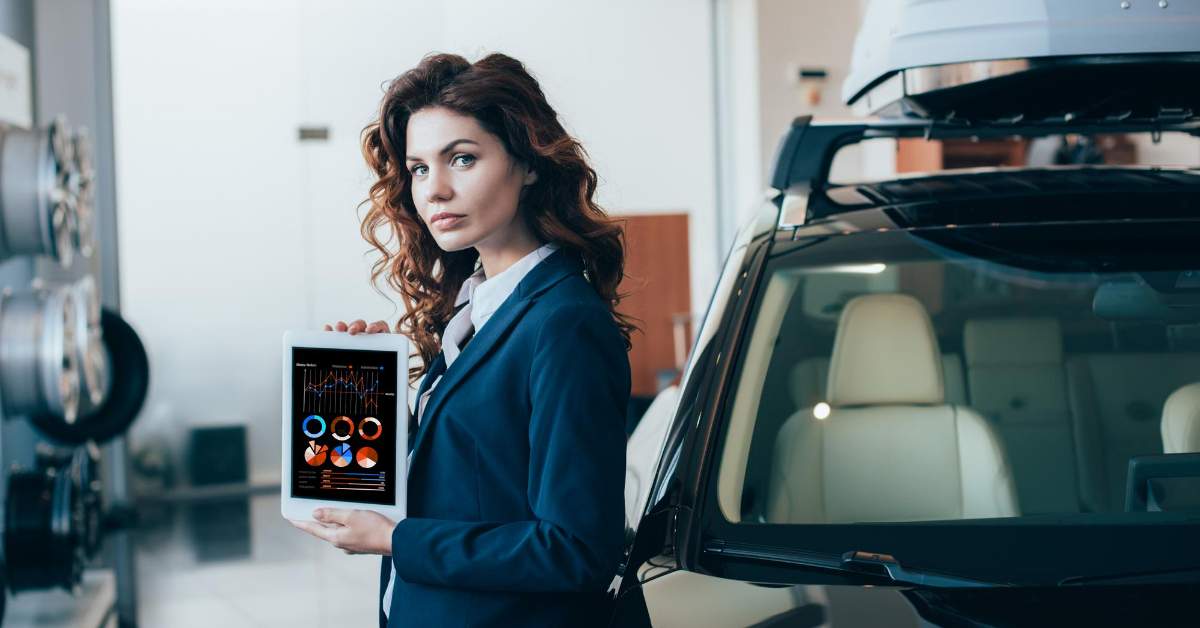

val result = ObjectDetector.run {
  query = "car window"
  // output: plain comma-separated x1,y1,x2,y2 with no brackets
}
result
639,202,778,518
716,223,1200,526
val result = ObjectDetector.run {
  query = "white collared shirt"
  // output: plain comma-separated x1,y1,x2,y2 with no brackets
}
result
384,241,559,619
441,241,560,368
419,241,559,421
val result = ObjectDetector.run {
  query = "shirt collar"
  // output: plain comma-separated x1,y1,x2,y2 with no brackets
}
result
454,242,559,331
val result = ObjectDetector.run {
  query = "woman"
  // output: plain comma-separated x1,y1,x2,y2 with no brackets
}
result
291,52,634,628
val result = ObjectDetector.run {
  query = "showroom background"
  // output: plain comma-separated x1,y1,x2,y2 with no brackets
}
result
110,0,880,486
9,1,1193,626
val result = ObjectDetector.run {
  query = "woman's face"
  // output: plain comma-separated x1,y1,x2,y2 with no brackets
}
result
404,106,537,253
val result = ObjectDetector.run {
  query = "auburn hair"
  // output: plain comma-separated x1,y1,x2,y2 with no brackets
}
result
360,52,635,383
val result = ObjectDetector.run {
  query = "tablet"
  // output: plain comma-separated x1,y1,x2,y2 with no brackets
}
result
280,330,407,522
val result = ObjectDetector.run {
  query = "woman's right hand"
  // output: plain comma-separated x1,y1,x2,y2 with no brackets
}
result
323,319,391,335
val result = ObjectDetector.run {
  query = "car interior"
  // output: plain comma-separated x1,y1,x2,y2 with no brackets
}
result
717,259,1200,524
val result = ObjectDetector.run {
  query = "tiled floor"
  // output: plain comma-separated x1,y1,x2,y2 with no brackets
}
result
132,493,381,628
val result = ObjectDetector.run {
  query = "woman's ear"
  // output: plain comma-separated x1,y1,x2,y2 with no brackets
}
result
522,168,538,186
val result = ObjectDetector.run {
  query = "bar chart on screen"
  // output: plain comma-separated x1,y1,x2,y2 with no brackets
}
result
295,469,387,492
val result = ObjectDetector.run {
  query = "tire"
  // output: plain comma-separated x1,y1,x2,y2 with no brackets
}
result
29,308,149,445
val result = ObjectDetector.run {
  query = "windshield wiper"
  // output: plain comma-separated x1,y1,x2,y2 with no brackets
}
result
1059,566,1200,586
705,540,1008,588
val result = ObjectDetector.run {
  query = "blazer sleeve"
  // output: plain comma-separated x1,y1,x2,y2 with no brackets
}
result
389,302,630,592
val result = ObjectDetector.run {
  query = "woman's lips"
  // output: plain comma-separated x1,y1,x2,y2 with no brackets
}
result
430,213,466,230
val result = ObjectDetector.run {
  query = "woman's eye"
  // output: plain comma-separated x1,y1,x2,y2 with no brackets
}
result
451,153,476,168
410,164,427,176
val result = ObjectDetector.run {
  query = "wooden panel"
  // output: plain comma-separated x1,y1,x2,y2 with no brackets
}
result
896,137,943,173
1095,134,1138,165
942,137,1029,169
897,137,1034,171
617,214,691,397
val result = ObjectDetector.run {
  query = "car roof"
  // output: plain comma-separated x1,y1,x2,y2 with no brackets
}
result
832,166,1200,209
774,165,1200,236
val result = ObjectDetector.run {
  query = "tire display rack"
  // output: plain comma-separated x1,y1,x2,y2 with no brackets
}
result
0,2,148,627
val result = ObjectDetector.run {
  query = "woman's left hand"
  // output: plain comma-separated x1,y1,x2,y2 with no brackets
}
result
289,508,396,555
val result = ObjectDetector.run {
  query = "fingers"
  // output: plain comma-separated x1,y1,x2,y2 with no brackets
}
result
290,519,338,544
313,508,351,526
293,510,394,555
325,320,391,334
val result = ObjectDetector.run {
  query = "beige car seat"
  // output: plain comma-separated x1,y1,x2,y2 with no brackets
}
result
963,317,1080,514
1162,382,1200,453
767,293,1019,523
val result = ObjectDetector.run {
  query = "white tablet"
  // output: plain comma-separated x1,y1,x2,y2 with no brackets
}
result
280,330,408,522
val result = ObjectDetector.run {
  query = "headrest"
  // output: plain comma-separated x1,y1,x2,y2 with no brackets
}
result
827,293,943,406
964,318,1063,367
1162,382,1200,454
789,358,829,409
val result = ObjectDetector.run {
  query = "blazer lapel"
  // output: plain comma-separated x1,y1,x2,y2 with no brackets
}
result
418,353,446,398
407,352,446,455
407,249,583,468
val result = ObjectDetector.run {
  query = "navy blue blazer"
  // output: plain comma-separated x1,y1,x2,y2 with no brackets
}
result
379,248,630,627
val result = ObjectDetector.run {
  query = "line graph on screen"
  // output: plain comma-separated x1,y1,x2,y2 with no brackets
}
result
301,366,385,415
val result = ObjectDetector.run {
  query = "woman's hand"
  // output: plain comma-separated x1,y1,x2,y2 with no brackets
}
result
323,319,391,335
289,508,396,555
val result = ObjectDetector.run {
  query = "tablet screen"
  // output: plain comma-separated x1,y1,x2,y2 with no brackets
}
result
290,347,398,506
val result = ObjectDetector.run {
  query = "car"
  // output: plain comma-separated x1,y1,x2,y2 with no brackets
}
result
612,4,1200,626
613,119,1200,628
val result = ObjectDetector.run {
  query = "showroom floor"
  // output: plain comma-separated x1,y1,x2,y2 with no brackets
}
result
132,493,380,628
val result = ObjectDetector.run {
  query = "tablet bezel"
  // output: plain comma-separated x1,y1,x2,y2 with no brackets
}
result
281,330,408,522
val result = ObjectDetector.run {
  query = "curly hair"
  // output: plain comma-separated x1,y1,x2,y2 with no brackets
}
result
359,52,636,384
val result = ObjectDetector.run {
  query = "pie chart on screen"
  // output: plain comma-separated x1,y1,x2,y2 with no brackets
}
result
304,440,328,466
356,446,378,469
331,444,353,468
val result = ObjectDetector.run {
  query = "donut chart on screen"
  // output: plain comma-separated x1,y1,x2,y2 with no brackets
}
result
331,416,354,442
302,415,326,438
358,417,382,440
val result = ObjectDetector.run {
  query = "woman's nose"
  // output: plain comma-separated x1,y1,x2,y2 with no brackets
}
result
424,168,453,203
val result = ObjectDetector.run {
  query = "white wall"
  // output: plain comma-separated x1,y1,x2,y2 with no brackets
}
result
756,0,863,176
112,1,312,486
714,0,764,252
438,0,719,317
721,0,890,226
112,0,717,485
1132,132,1200,166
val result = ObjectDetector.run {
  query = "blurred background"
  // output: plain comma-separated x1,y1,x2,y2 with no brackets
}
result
1,1,1198,627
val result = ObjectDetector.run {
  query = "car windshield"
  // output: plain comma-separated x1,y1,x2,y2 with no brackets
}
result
711,217,1200,583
